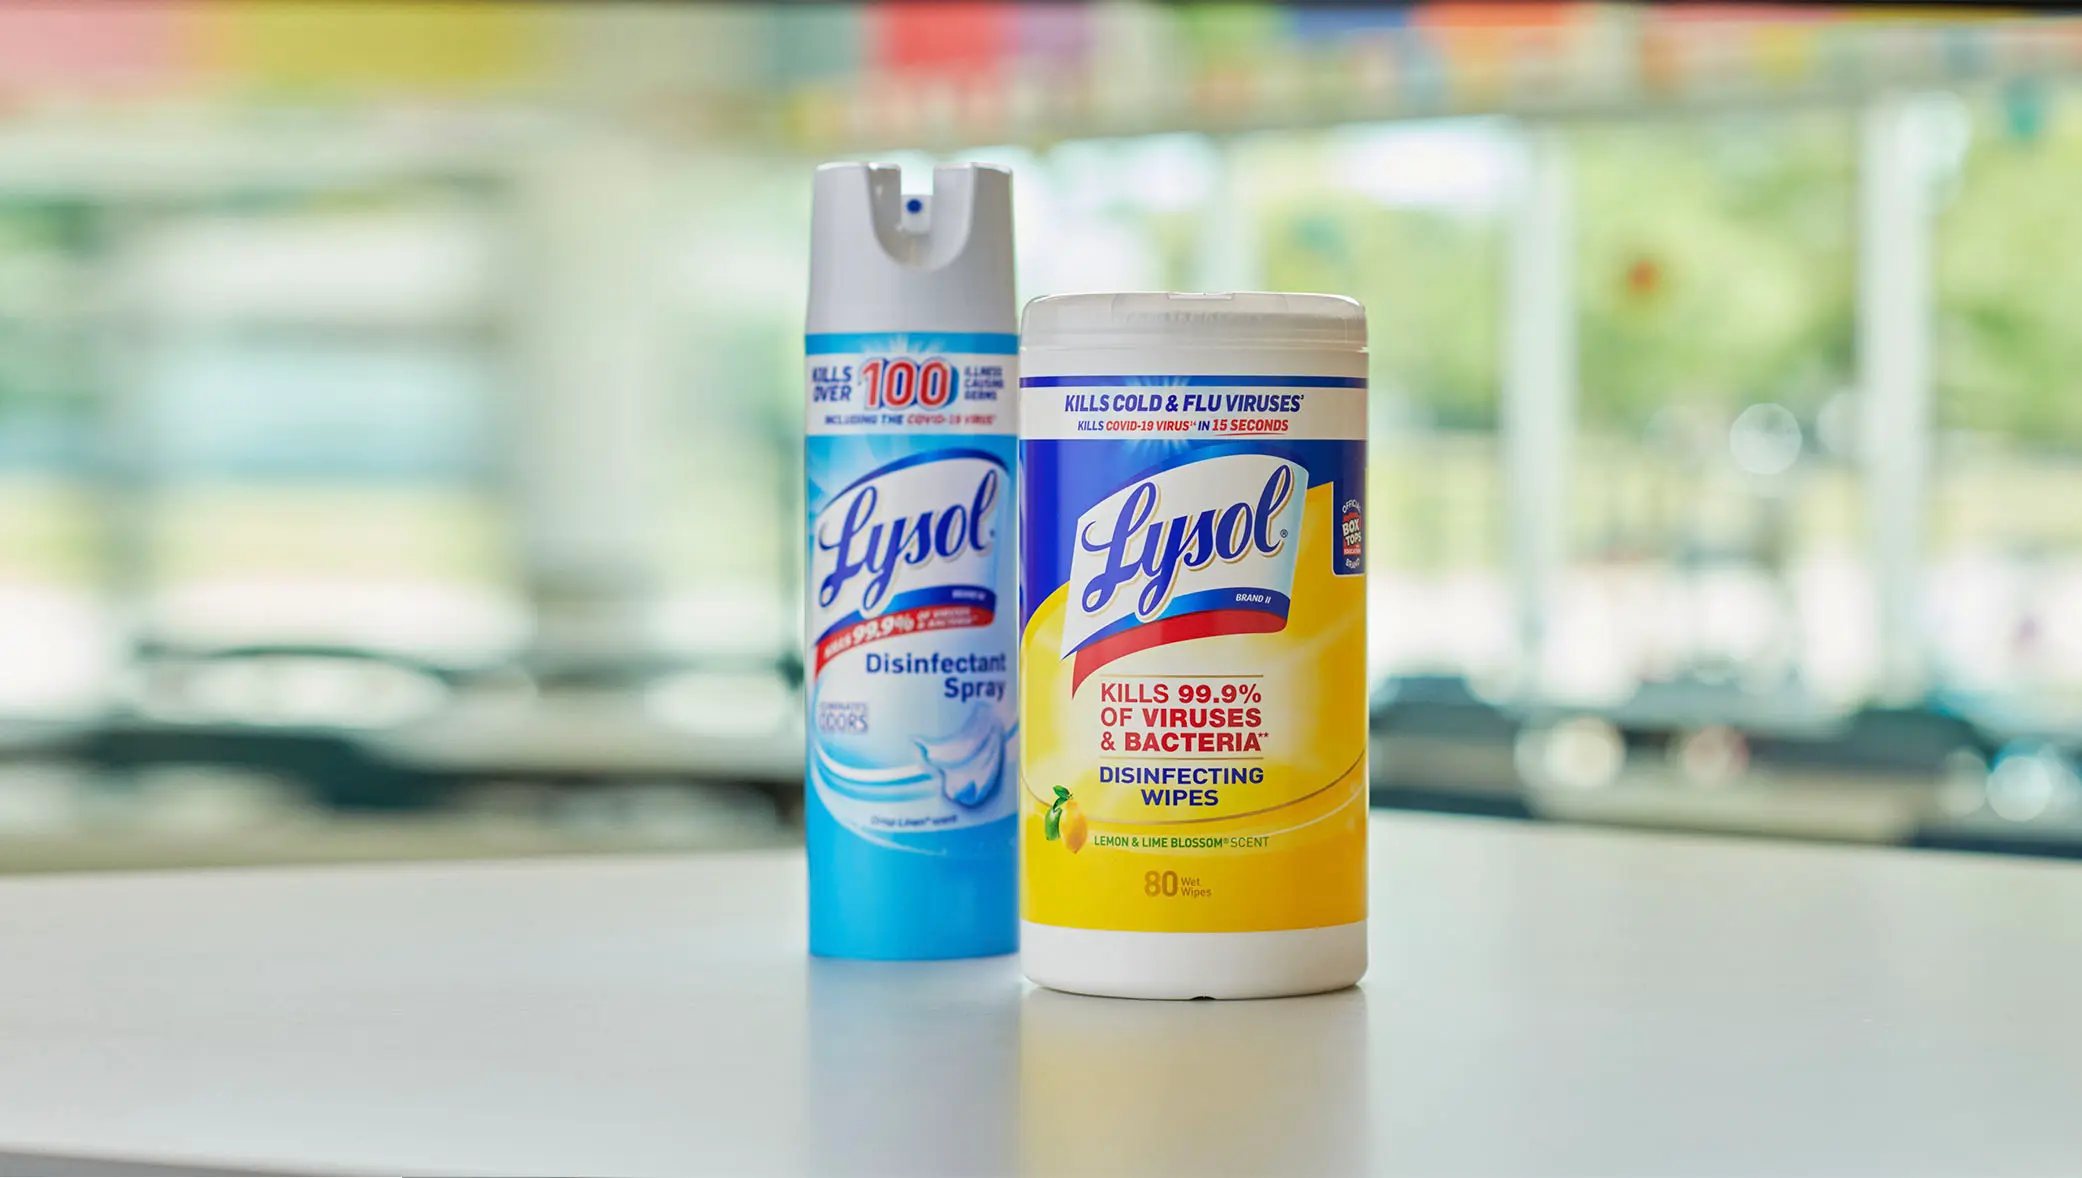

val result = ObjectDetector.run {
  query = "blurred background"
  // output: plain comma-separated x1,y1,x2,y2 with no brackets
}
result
1,1,2080,872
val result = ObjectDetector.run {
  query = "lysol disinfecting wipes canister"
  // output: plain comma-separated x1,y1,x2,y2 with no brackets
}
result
805,163,1018,959
1019,292,1368,998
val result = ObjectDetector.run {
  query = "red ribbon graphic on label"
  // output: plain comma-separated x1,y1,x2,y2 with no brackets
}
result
1069,609,1287,693
815,604,993,673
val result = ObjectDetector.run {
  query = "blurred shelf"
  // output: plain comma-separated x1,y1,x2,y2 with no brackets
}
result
0,806,794,876
1526,774,1926,845
12,665,2082,869
779,14,2082,154
375,687,804,785
0,112,548,200
1912,809,2082,861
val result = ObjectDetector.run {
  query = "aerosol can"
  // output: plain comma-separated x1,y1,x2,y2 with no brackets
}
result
803,163,1018,959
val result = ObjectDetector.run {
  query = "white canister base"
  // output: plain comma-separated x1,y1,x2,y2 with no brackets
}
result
1021,920,1367,1000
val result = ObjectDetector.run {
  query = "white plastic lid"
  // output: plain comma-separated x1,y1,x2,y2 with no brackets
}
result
806,162,1016,335
1020,292,1366,351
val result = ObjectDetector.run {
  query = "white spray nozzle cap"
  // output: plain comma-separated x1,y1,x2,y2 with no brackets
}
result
807,162,1016,335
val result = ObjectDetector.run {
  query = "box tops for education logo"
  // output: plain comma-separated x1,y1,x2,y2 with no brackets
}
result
1339,497,1364,572
1061,452,1305,690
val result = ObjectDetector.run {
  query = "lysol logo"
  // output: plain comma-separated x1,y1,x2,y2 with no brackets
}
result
1061,453,1306,690
810,451,1004,671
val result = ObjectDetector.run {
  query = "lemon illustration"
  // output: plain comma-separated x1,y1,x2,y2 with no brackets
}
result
1043,786,1086,853
1060,798,1088,854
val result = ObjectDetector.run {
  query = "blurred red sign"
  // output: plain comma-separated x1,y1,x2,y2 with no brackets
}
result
869,1,1012,78
0,0,184,94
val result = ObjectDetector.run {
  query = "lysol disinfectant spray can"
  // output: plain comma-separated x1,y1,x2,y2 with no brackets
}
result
805,163,1018,959
1019,292,1370,997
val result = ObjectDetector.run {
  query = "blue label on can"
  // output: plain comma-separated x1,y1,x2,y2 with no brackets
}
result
805,331,1017,958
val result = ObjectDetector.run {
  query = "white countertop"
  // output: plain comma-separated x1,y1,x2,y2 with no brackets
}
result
2,812,2079,1177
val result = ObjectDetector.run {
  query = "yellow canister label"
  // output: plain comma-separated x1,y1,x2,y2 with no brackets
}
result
1019,377,1367,933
